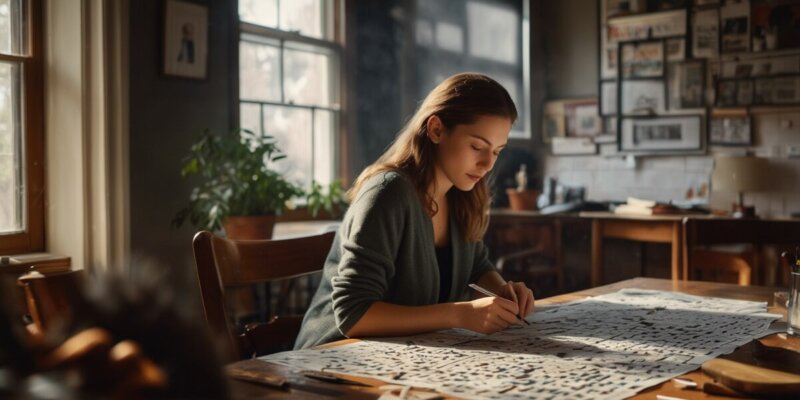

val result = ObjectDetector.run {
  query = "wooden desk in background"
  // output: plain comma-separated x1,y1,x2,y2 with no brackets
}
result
227,278,798,399
580,211,687,286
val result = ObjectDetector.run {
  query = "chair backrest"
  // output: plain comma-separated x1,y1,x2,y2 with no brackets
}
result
192,230,335,360
17,269,85,337
691,249,752,286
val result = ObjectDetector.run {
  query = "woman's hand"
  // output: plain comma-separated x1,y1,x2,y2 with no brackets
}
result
500,281,535,319
456,296,521,334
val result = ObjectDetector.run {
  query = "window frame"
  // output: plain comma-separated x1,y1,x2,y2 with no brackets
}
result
0,0,45,255
236,0,345,190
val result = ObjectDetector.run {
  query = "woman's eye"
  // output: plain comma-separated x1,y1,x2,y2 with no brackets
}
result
471,145,482,151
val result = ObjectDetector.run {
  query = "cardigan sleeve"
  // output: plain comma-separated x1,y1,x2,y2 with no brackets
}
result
330,174,411,336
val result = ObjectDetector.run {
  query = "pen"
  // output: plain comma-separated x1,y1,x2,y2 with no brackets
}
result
468,283,530,325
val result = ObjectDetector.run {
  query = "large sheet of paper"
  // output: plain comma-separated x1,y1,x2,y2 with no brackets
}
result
261,289,781,399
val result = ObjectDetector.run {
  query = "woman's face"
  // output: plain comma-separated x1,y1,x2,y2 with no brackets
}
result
428,114,511,192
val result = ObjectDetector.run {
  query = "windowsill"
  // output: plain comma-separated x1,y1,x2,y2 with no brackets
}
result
0,252,72,275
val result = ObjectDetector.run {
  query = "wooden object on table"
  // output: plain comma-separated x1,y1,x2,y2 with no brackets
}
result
227,277,800,400
702,358,800,397
581,211,687,287
192,230,335,360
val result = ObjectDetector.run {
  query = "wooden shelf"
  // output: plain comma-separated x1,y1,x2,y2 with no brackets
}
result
0,253,71,275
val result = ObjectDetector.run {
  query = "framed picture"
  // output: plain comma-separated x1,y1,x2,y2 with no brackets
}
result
667,60,705,109
771,75,800,105
721,55,800,78
619,115,703,153
716,79,738,107
753,75,800,106
620,40,665,78
736,80,754,106
565,100,601,137
600,7,687,79
720,0,750,54
665,37,685,61
620,80,666,115
600,80,618,116
163,0,209,79
751,0,800,51
551,137,598,155
692,8,719,58
542,100,566,143
709,114,751,146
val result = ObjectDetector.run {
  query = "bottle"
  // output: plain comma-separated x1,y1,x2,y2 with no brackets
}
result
515,164,528,192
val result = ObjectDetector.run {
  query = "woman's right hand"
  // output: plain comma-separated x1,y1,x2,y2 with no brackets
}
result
456,297,521,334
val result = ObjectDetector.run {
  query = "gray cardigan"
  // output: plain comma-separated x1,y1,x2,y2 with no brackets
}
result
294,170,496,349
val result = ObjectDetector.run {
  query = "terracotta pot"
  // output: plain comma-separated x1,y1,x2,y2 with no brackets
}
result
506,189,539,211
223,215,277,240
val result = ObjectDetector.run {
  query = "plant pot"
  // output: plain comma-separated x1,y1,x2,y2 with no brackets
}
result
223,215,277,240
506,189,540,211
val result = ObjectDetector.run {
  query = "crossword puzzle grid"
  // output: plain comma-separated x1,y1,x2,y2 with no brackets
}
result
262,289,780,400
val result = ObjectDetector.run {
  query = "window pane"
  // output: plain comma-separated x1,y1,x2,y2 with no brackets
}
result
240,38,282,102
263,105,312,188
0,0,26,56
240,102,260,134
313,109,334,185
0,62,22,233
284,43,333,107
280,0,325,39
239,0,278,29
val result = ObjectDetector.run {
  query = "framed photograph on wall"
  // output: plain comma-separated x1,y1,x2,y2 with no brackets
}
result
667,59,705,109
619,115,703,153
709,113,751,146
620,40,665,78
600,80,618,116
551,137,598,155
720,0,750,54
565,100,602,137
665,37,685,62
692,8,719,58
542,100,566,143
751,75,800,106
736,80,754,106
716,79,739,107
163,0,209,79
620,80,667,115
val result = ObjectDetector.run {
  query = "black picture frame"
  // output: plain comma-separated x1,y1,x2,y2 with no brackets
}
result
752,74,800,106
708,114,752,146
666,59,706,109
162,0,209,80
619,39,667,79
618,114,704,153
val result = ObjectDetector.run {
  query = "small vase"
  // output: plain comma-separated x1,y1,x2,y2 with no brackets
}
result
223,215,277,240
506,189,540,211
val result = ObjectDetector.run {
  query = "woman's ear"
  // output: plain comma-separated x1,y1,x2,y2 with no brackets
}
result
426,115,445,144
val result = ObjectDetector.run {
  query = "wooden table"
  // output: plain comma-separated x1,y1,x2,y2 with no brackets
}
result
227,277,798,399
581,211,688,286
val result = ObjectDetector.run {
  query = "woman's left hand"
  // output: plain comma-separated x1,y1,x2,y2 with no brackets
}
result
500,281,535,318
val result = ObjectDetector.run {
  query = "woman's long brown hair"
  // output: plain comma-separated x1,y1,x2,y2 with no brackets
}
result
347,73,518,241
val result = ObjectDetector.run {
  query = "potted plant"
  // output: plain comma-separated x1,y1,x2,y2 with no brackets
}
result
173,128,306,240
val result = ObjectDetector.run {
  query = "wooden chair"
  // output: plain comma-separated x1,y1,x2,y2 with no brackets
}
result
690,249,752,286
488,217,565,296
192,230,335,360
16,269,85,337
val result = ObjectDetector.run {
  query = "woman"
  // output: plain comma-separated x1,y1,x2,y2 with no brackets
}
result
295,73,535,349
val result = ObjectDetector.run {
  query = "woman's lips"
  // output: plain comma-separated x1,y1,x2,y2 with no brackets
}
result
467,174,481,182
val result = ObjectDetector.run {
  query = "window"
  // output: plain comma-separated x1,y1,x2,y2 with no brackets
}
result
0,0,44,255
238,0,341,189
